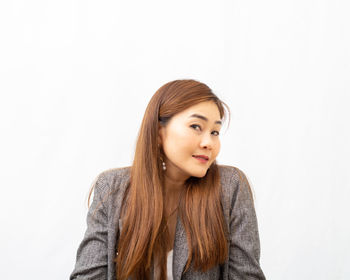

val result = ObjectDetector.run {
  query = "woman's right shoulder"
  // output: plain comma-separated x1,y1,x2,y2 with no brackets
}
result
96,166,131,183
90,166,131,204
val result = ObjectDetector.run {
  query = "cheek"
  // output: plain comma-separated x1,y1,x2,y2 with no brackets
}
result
213,140,221,157
164,130,196,155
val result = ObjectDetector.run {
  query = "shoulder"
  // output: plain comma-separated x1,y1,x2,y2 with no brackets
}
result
217,164,249,188
96,166,131,184
217,164,254,211
90,166,131,204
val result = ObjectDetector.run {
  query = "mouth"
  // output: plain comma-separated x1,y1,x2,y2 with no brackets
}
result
192,155,209,163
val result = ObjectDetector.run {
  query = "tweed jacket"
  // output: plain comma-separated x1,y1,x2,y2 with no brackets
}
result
70,165,266,280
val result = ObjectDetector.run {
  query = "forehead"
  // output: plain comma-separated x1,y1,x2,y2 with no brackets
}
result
174,101,221,121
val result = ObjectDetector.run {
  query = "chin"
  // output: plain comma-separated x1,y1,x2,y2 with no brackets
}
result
190,169,209,178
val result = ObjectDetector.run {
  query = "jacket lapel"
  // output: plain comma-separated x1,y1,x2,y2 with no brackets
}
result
172,215,189,280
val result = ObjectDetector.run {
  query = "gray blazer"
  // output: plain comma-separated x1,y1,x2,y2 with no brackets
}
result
70,165,266,280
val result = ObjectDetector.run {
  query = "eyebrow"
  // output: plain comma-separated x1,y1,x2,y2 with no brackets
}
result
189,114,222,125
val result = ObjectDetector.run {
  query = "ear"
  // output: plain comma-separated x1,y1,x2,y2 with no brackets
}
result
158,123,163,145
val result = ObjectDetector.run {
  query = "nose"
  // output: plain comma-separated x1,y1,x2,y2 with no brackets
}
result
199,133,214,150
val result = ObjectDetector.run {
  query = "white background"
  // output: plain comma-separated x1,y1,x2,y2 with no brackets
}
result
0,0,349,279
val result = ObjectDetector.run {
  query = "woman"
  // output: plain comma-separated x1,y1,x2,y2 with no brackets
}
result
70,79,266,280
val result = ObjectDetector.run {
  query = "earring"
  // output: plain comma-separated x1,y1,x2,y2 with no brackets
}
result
160,156,166,171
158,143,166,171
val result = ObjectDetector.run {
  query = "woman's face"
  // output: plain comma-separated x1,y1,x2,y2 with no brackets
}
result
158,101,222,180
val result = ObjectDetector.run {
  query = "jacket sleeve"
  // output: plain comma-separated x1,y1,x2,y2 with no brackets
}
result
70,173,109,280
229,169,266,279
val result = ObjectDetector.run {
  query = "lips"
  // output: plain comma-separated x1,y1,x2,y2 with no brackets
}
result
192,155,209,161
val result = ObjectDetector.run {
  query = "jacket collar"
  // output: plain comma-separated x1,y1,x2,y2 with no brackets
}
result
172,215,189,280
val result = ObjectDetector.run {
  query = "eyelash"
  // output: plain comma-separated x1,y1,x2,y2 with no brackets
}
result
190,124,220,136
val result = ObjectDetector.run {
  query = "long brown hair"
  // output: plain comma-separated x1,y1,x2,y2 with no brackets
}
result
115,79,230,280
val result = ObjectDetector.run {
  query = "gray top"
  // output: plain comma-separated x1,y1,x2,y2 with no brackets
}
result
70,165,266,280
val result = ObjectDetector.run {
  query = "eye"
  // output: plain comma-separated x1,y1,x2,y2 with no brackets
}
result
191,124,220,136
190,124,201,131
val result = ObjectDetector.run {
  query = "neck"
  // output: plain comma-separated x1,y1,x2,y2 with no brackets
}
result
163,173,186,196
162,174,184,221
162,160,190,195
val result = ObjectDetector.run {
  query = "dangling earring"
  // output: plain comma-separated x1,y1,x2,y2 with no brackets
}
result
158,143,166,171
160,156,166,171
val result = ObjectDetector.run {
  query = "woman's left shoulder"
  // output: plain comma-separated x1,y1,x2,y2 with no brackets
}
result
217,164,248,187
217,164,253,203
